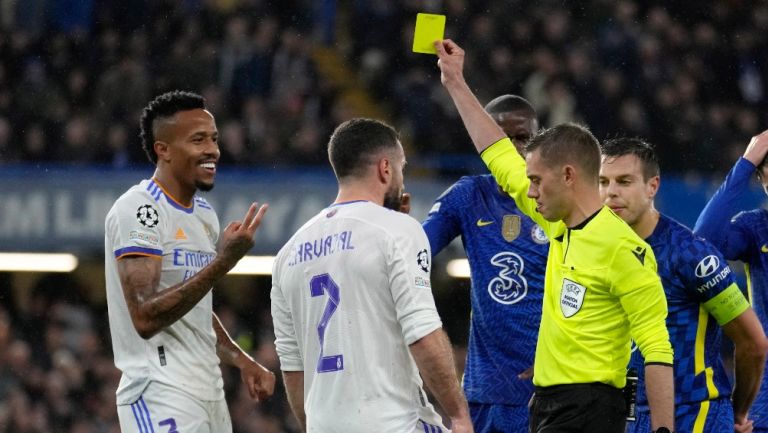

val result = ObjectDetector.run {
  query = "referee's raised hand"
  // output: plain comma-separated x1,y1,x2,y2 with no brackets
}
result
435,39,466,87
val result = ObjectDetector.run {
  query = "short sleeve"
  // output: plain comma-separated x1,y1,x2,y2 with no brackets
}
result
678,238,748,325
387,216,442,345
106,193,164,259
679,238,737,303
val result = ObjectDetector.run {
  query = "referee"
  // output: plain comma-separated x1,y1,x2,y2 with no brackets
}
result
434,39,675,433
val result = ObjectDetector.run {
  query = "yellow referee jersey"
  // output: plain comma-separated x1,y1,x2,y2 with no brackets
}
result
482,138,673,388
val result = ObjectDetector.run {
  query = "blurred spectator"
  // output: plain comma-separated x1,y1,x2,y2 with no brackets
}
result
92,123,132,168
0,0,764,176
0,116,15,161
219,119,253,165
19,123,50,162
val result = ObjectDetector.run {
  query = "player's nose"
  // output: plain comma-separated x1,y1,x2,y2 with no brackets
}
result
204,138,220,159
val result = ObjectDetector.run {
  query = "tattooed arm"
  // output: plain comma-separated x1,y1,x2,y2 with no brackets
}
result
117,203,267,339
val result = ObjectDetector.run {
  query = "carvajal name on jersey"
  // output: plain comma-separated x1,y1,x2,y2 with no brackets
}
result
288,230,355,267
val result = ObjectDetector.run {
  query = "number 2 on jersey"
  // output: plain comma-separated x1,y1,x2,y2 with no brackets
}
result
310,273,344,373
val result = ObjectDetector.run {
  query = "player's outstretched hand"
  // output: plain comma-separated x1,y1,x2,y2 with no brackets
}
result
399,192,411,214
434,39,465,88
239,357,276,402
735,418,753,433
218,202,269,265
743,129,768,167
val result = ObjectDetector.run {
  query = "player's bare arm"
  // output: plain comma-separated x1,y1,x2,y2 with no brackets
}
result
118,203,268,338
213,313,275,402
434,39,505,153
283,371,306,432
722,308,768,425
409,328,474,433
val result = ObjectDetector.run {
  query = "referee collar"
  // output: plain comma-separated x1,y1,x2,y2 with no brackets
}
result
568,207,602,230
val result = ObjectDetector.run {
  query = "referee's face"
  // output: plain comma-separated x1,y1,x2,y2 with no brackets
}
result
525,149,567,221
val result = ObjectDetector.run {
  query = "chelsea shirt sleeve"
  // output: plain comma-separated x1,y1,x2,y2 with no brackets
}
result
681,238,749,325
422,179,465,256
694,157,755,261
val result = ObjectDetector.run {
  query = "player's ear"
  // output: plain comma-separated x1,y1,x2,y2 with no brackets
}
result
154,140,170,162
377,157,391,184
647,175,660,198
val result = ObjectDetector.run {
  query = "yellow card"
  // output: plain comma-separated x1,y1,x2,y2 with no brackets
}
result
412,13,446,55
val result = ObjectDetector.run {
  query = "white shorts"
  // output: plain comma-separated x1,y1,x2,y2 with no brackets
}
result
117,381,232,433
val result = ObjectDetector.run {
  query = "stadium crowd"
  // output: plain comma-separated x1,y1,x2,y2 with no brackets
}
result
0,0,767,175
0,0,767,431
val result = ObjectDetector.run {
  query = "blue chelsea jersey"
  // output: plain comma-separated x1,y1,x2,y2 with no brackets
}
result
694,158,768,427
422,174,549,405
629,214,736,409
728,209,768,424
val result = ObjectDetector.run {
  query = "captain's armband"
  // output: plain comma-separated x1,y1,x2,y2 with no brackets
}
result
703,283,750,325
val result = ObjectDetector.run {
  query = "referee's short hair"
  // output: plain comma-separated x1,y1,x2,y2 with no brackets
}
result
328,118,400,181
525,123,600,182
601,137,660,181
140,90,206,164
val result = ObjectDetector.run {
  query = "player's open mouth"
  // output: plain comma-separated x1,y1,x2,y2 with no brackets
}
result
199,161,217,174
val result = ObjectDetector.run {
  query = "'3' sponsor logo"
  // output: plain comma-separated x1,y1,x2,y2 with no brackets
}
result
487,252,528,305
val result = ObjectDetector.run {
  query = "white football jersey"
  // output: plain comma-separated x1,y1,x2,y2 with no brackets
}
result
271,201,446,432
104,178,223,405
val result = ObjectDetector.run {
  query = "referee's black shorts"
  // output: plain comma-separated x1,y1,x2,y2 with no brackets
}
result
529,383,626,433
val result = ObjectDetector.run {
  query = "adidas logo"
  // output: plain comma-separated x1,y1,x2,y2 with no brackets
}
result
175,228,187,240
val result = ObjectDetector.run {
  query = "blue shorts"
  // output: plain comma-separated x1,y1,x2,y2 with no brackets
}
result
469,402,529,433
626,399,733,433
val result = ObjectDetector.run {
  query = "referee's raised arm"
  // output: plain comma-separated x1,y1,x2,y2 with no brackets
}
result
434,39,506,153
434,39,674,433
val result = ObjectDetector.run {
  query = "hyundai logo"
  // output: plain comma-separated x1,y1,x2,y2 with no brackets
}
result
695,255,720,278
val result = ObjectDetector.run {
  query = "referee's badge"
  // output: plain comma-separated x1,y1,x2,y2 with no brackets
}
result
502,215,521,242
560,278,585,318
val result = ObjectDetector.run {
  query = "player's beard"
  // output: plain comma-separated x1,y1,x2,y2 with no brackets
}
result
196,179,215,192
382,187,402,211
